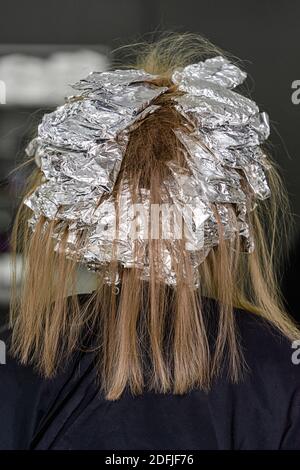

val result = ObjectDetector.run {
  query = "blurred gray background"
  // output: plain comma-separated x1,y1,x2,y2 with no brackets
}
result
0,0,299,321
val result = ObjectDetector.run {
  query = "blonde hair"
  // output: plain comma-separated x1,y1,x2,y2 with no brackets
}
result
9,33,299,401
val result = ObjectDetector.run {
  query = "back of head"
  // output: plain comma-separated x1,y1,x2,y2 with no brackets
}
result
9,33,299,400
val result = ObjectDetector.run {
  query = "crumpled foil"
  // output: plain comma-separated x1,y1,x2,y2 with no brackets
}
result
24,56,271,286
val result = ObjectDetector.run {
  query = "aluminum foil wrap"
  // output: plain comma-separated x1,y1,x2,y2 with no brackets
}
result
170,55,271,262
24,56,271,286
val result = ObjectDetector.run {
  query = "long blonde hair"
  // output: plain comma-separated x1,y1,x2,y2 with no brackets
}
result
9,33,299,400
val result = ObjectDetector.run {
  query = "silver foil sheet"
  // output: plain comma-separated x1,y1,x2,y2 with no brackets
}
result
23,56,272,286
172,56,247,91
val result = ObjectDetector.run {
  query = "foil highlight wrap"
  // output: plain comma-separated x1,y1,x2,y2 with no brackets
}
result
24,56,272,286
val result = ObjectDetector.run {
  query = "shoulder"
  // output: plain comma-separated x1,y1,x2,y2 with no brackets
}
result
0,326,41,386
233,307,300,449
233,307,300,381
0,326,46,449
205,296,300,382
206,302,300,449
0,302,96,450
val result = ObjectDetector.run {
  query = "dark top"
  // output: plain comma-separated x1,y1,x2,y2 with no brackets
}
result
0,294,300,450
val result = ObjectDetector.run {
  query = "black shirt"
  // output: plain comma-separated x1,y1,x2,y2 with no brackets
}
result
0,294,300,450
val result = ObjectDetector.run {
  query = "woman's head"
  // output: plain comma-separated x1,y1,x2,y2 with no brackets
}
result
9,33,299,400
